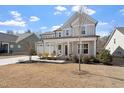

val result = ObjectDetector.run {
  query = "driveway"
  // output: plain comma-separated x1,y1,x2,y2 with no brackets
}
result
0,56,66,66
0,56,38,66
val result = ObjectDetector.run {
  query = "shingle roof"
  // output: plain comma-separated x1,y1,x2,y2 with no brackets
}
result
61,12,97,29
16,32,33,43
0,32,36,43
116,27,124,35
0,32,18,42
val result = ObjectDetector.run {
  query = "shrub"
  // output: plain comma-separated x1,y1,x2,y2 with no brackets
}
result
38,53,42,59
46,57,57,60
89,56,100,63
82,56,91,64
72,55,79,63
42,52,49,58
30,49,36,55
73,55,100,64
51,52,56,57
97,49,112,65
65,57,70,61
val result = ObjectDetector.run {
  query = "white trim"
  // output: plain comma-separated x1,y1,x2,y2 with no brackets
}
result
94,40,96,57
77,42,89,55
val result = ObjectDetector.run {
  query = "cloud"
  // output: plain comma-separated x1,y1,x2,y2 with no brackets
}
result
0,30,6,33
71,5,81,12
51,24,63,31
96,21,114,36
40,26,47,30
10,11,22,21
98,21,108,26
29,16,40,22
0,20,26,27
54,11,62,15
54,6,70,16
65,11,71,16
0,10,27,27
55,6,67,11
71,6,96,15
120,9,124,15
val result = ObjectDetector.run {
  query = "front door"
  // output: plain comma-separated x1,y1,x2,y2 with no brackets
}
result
65,45,68,56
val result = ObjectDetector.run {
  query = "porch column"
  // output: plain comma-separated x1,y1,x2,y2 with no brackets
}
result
94,40,96,57
62,43,64,56
43,42,45,54
72,42,74,55
67,41,70,57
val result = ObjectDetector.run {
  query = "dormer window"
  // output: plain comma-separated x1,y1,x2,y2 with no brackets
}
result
81,26,85,34
66,30,69,36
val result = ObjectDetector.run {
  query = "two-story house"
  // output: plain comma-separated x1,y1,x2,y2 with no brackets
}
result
36,12,99,57
105,27,124,57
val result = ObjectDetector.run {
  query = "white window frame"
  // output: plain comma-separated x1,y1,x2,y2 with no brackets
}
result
18,45,21,48
66,30,69,36
58,44,62,55
10,44,14,48
77,43,89,55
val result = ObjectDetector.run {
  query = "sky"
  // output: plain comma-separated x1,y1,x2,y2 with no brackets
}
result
0,5,124,36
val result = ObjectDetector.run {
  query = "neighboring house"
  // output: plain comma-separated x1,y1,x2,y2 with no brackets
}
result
97,36,109,53
105,27,124,57
36,12,99,57
0,32,39,55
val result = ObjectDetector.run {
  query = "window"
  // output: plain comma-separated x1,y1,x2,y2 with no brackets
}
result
10,45,14,48
66,30,69,36
83,44,88,54
81,26,85,34
77,44,88,54
58,45,61,54
18,45,21,48
58,45,61,50
114,39,116,44
59,32,61,37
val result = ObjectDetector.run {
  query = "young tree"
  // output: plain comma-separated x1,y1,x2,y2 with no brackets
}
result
78,6,88,71
23,41,34,62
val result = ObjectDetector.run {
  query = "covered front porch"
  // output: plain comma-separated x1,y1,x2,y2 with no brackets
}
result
36,37,97,57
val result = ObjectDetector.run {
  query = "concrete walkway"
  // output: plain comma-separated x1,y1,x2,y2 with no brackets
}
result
0,56,66,66
0,56,38,66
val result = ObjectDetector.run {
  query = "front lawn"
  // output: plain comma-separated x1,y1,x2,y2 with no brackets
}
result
0,63,124,88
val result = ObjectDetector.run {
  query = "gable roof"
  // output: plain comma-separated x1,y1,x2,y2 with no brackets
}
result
116,27,124,35
104,27,124,47
0,32,38,43
16,32,34,43
0,32,18,42
61,12,97,29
